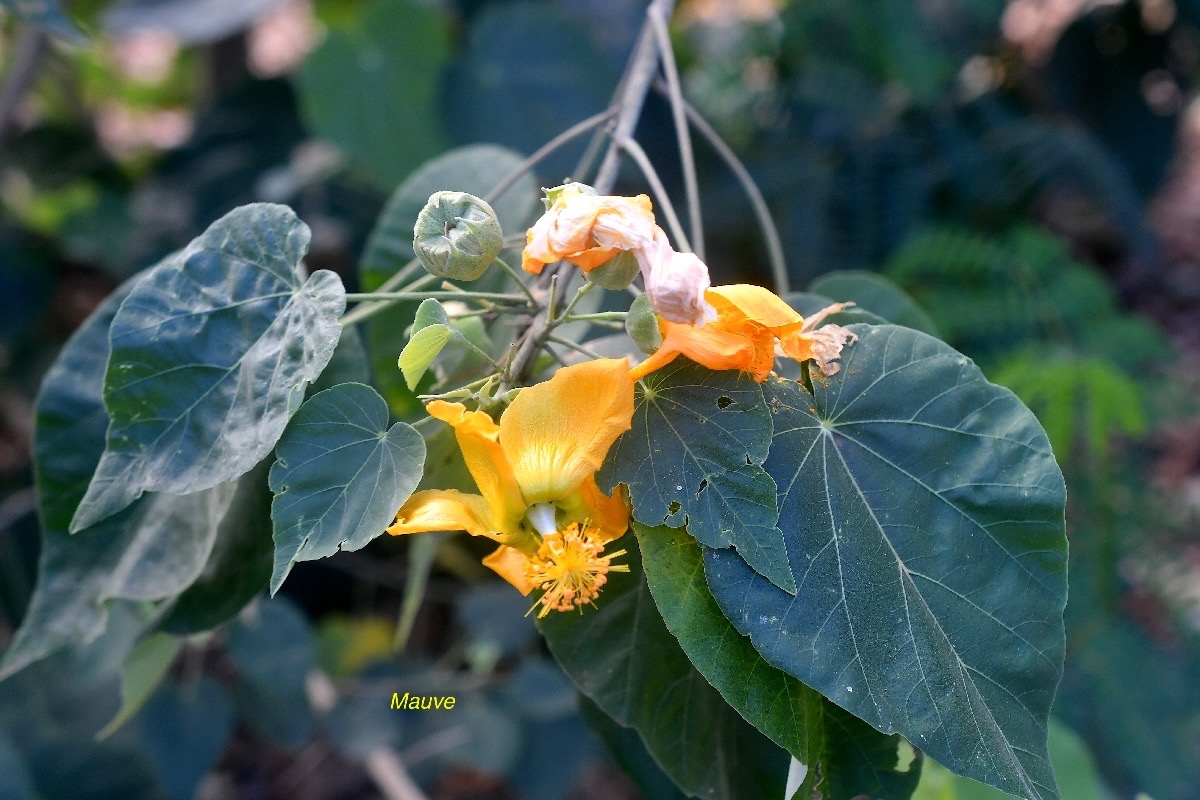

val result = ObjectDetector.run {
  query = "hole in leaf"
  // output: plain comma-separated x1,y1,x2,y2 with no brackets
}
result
697,479,708,496
716,396,733,409
668,501,681,514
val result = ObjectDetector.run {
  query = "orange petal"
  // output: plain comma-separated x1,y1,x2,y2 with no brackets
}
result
426,401,526,533
572,477,630,544
499,359,635,505
387,489,498,541
482,545,536,595
566,245,621,271
780,324,859,377
707,284,804,334
629,319,758,381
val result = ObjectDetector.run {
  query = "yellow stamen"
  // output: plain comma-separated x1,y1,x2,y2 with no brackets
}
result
525,523,629,617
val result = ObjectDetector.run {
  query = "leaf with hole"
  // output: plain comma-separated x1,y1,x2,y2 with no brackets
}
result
70,203,345,532
704,325,1067,800
597,358,793,593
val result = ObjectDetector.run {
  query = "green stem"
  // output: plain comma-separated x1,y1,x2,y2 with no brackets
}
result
494,256,539,305
546,334,605,361
563,311,627,322
556,280,597,323
344,291,531,303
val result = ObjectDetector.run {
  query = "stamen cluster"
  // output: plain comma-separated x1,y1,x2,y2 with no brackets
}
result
526,523,629,617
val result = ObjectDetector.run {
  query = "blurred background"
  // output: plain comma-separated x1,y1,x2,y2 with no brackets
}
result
0,0,1199,798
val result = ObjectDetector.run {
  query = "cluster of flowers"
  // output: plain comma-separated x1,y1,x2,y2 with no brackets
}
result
389,187,858,617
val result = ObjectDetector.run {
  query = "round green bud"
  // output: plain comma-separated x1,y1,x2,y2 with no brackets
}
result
625,293,661,354
413,191,504,281
586,249,641,290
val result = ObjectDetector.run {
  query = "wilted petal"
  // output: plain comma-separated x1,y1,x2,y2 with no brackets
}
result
636,230,716,325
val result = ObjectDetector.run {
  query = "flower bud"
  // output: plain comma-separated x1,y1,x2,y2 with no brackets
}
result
586,250,641,290
413,191,503,281
625,294,661,354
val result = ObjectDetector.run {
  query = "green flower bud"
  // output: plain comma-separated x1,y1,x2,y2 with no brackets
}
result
625,293,661,354
413,191,503,281
585,249,641,290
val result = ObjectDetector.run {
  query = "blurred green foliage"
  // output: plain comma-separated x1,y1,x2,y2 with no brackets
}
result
1,0,1199,797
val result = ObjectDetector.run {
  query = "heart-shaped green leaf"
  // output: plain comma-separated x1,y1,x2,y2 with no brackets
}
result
705,325,1067,800
268,383,425,592
638,524,923,800
597,359,794,593
398,324,457,391
70,203,345,532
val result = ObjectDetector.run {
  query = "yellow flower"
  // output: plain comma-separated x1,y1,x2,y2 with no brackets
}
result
628,284,858,382
522,185,657,274
387,359,635,614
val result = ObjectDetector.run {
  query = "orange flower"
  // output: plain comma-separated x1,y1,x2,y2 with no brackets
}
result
387,359,635,614
628,284,858,382
522,184,657,274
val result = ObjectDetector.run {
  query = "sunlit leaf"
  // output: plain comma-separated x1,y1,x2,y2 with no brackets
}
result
705,325,1067,800
71,203,345,532
398,324,456,391
597,358,794,593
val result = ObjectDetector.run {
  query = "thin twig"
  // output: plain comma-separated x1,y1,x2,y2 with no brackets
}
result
648,6,704,260
344,291,530,303
547,334,605,360
494,256,538,304
618,135,691,253
483,108,616,204
657,82,789,293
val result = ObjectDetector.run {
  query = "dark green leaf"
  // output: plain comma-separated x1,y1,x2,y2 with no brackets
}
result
784,292,889,327
0,734,36,800
444,4,616,178
3,283,242,680
638,524,922,800
309,327,372,396
705,325,1067,800
597,358,794,593
539,533,789,799
71,203,345,532
577,695,689,800
268,383,425,593
808,270,939,335
227,599,315,747
135,677,234,800
158,462,274,635
914,721,1105,800
297,0,450,191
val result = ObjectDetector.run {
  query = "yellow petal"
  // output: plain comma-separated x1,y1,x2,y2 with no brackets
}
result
426,401,527,533
387,489,498,541
707,284,804,334
499,359,635,505
482,545,536,595
628,319,757,381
